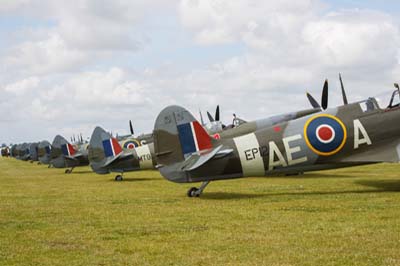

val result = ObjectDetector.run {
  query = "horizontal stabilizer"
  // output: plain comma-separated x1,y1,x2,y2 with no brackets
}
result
103,151,134,167
181,145,232,171
65,152,85,161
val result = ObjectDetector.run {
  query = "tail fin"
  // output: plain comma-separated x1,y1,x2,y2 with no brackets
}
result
59,137,77,157
38,140,51,164
50,135,67,168
153,105,213,168
29,143,39,161
88,126,123,173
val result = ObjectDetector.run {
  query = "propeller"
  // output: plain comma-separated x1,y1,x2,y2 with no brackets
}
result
339,73,348,105
321,79,328,110
306,92,320,109
199,110,205,126
306,79,329,110
394,83,400,92
215,105,220,121
206,111,214,122
206,105,220,123
129,120,134,135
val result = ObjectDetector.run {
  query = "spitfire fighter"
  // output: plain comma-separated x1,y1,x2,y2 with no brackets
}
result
88,123,155,181
153,82,400,197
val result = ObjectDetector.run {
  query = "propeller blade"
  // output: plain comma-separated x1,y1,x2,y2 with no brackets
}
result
394,83,400,90
207,111,214,122
339,73,348,105
306,92,321,108
129,120,134,135
199,110,205,126
321,79,328,110
215,105,220,121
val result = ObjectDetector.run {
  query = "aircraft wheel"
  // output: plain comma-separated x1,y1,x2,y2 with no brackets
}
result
65,169,71,174
187,187,200,197
115,175,123,181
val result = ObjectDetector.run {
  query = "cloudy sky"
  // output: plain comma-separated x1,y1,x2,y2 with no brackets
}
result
1,0,400,144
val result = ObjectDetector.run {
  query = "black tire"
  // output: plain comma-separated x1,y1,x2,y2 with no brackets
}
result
115,175,123,181
65,169,70,174
187,187,198,197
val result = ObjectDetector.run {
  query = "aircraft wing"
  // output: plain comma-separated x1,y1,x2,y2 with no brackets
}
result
339,139,400,163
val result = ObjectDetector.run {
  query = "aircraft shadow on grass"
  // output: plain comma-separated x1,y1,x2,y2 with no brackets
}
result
106,177,159,182
201,179,400,200
279,172,356,179
67,170,94,174
356,179,400,192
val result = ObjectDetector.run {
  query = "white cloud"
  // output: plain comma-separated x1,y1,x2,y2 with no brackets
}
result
303,10,400,68
4,33,88,75
4,76,40,95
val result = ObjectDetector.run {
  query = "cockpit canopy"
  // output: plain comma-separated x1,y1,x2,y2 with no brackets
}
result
374,89,400,109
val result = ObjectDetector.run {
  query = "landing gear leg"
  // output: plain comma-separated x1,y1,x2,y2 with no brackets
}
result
187,181,210,197
65,167,75,174
115,174,123,181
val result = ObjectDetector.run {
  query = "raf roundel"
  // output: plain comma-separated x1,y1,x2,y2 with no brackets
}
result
304,114,347,156
123,139,140,150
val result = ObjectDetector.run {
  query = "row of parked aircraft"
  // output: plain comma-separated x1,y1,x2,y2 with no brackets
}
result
3,75,400,197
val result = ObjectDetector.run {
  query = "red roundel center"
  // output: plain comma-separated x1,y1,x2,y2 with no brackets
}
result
318,126,333,141
127,143,135,149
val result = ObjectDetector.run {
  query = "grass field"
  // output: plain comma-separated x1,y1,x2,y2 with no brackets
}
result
0,158,400,266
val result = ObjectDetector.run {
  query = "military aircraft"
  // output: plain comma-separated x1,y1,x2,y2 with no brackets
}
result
49,134,91,173
9,144,17,157
18,143,31,161
59,135,89,173
50,135,68,169
153,81,400,197
28,142,39,162
38,140,52,165
88,123,155,181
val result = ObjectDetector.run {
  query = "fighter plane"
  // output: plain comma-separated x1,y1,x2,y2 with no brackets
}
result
38,140,52,165
153,81,400,197
28,142,39,162
58,135,89,173
88,123,155,181
49,135,67,168
9,144,18,158
18,143,31,161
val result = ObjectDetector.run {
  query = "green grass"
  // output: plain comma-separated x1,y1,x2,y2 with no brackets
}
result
0,158,400,266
